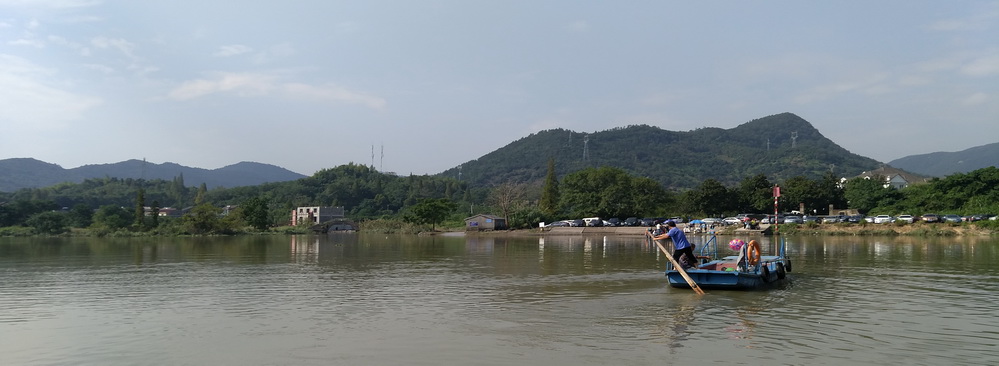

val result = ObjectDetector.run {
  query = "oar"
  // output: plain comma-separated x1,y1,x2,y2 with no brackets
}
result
649,232,705,295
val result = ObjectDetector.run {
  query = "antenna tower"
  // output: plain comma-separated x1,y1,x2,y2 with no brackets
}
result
371,145,375,167
790,131,798,148
458,164,462,181
380,144,384,171
583,134,589,161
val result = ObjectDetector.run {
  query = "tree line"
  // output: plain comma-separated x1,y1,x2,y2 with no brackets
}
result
1,161,997,235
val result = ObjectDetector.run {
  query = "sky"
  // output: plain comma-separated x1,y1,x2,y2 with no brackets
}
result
1,1,997,176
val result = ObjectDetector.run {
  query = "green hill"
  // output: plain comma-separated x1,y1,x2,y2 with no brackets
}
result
888,142,999,177
442,112,881,190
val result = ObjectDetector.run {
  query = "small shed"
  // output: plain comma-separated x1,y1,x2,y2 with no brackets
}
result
464,214,507,231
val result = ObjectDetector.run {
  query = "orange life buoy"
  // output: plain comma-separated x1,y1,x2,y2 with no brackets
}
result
746,240,761,265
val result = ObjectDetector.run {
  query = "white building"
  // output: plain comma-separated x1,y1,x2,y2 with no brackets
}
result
292,206,345,225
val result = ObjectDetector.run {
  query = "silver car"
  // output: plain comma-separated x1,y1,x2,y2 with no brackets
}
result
783,216,803,224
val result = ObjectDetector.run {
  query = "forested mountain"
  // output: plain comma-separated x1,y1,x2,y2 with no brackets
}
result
443,113,882,190
0,158,306,192
888,142,999,177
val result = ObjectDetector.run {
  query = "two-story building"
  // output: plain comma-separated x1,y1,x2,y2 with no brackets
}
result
291,206,345,226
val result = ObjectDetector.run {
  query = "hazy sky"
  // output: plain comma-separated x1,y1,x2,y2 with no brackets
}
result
2,1,997,176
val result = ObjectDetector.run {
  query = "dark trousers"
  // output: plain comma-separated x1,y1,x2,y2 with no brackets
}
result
674,247,696,268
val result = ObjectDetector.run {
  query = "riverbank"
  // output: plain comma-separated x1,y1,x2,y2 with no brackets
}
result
456,222,998,237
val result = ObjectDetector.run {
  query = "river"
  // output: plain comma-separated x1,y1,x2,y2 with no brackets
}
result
1,233,996,365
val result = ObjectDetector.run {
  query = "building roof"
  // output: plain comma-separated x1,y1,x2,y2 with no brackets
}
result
854,165,929,185
464,214,505,221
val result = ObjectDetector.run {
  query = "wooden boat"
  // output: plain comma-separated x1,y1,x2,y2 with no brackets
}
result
661,235,792,291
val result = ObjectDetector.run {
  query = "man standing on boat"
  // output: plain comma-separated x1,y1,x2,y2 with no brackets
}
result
660,220,696,269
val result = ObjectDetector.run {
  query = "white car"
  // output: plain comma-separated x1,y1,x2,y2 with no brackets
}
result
874,215,894,224
701,218,723,225
722,217,742,225
896,214,915,223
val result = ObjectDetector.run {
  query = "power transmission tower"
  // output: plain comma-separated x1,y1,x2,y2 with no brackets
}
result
583,134,589,161
790,131,798,148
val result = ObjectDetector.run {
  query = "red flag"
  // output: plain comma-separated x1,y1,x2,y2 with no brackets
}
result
774,186,781,197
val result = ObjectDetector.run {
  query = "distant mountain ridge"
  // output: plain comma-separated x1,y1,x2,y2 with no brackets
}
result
441,112,885,190
0,158,307,192
888,142,999,177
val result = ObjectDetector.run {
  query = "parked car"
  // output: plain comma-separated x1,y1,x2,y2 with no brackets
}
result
921,214,941,223
783,216,803,224
701,217,723,226
942,214,962,223
569,219,585,227
846,215,864,223
896,214,915,223
962,215,985,222
606,218,621,227
640,218,658,227
802,215,820,223
624,217,639,226
874,215,894,224
722,217,742,225
546,220,570,227
821,215,842,223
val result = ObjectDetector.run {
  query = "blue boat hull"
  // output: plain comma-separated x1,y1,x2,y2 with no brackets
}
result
666,257,790,291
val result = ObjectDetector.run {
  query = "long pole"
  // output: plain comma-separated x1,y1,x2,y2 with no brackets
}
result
649,232,705,295
773,184,780,236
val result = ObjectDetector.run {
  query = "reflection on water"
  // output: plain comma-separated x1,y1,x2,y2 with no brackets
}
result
1,234,997,365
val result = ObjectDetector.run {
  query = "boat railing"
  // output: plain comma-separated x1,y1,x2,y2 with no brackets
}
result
697,234,718,260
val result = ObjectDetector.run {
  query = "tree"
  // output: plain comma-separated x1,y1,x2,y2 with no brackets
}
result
843,176,897,214
26,211,69,234
241,196,270,231
737,174,773,213
194,183,208,204
488,182,526,225
687,179,735,216
92,205,132,230
150,200,160,228
67,203,93,228
558,167,668,219
134,188,146,227
538,158,560,218
407,198,457,231
183,203,222,234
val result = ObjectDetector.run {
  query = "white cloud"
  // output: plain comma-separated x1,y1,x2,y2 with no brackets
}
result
90,36,136,60
213,44,252,57
282,83,386,109
252,43,295,64
8,38,44,47
167,72,385,109
82,63,113,74
0,0,102,9
794,73,891,104
168,72,276,100
961,53,999,77
336,21,359,34
928,5,999,31
962,92,989,105
0,54,102,130
565,20,589,33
